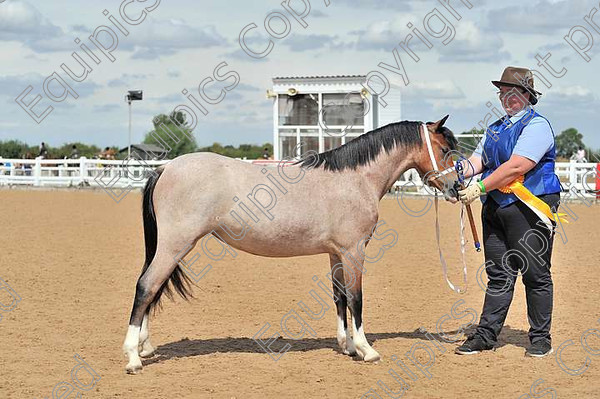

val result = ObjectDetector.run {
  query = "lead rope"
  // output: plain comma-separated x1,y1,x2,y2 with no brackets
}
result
434,194,468,294
422,123,468,294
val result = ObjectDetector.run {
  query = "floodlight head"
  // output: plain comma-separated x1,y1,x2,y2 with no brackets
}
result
126,90,143,102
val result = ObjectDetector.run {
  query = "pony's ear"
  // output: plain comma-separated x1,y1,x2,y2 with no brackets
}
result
426,115,449,131
435,115,449,130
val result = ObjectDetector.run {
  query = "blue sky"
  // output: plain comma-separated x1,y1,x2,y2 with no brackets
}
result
1,0,599,150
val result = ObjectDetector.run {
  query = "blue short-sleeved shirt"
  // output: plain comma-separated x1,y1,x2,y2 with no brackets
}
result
474,109,554,163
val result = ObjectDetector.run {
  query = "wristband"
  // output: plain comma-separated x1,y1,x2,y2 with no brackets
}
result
478,181,486,194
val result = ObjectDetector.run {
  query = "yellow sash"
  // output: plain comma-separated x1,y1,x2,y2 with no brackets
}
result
499,176,568,229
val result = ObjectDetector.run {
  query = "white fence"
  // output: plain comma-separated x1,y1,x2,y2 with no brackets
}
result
395,161,600,200
0,157,166,189
0,157,598,199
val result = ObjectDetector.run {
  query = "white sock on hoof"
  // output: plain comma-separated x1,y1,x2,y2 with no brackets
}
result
138,315,155,357
336,315,349,353
352,324,380,362
345,326,356,355
123,325,143,373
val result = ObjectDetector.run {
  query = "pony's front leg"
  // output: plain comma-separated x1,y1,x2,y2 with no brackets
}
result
330,255,356,356
349,291,380,362
343,250,380,362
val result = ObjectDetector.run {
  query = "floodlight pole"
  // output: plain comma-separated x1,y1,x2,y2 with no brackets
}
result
126,90,142,158
128,97,132,158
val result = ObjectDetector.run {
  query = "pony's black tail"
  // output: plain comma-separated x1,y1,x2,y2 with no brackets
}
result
140,167,194,314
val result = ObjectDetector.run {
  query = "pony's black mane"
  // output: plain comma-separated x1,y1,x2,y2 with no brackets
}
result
297,120,457,172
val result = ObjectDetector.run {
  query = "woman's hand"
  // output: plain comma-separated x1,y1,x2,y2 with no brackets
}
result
458,184,483,205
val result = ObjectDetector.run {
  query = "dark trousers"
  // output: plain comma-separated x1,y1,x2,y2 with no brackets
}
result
475,193,560,346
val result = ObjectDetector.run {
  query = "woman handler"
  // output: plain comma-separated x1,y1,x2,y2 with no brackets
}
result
454,66,564,357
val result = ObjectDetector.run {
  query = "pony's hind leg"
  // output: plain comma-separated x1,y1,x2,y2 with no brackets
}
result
138,312,155,358
123,250,183,374
329,254,356,356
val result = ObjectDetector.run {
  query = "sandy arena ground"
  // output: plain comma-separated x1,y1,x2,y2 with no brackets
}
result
0,189,599,398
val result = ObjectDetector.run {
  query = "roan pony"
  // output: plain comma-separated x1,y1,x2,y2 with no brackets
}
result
123,116,457,373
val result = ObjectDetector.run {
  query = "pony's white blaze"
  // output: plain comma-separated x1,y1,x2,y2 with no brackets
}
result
123,325,142,373
352,323,380,362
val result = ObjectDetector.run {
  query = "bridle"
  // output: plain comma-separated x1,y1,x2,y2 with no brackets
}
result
420,123,469,294
422,123,439,173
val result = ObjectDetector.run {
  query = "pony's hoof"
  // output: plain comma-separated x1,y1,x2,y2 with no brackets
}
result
364,351,381,363
338,337,357,356
343,348,358,356
126,363,143,374
139,346,155,358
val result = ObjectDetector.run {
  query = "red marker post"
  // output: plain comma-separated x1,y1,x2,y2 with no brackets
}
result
596,163,600,200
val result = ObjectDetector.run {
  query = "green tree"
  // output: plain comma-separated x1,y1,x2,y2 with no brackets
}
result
586,147,600,162
555,128,584,159
456,128,484,156
0,140,29,158
143,111,197,159
197,142,273,159
55,142,102,158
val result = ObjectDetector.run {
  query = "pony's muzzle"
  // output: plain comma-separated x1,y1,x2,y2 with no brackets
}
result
444,180,461,201
427,171,459,200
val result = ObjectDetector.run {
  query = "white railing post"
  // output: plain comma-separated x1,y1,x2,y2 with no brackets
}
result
34,157,42,186
113,162,119,185
79,157,87,185
569,160,579,191
569,160,577,192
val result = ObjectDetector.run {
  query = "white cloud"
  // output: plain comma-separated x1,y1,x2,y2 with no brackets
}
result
0,72,100,98
166,69,180,78
437,21,510,63
487,0,593,34
283,34,338,51
126,19,227,59
545,85,596,102
346,16,511,63
351,14,423,51
93,103,120,112
0,73,44,96
404,80,466,99
1,2,228,58
336,0,413,10
0,1,62,41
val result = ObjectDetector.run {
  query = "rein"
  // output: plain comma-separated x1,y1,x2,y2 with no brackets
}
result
421,124,470,294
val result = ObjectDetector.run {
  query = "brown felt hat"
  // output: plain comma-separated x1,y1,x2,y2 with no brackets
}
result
492,66,542,105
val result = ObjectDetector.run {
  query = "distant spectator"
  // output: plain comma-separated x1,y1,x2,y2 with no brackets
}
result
70,145,80,159
100,147,116,160
20,152,33,176
39,142,49,159
262,147,270,160
576,146,587,163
